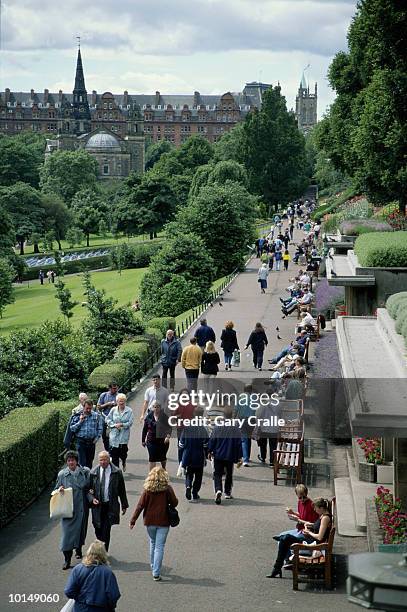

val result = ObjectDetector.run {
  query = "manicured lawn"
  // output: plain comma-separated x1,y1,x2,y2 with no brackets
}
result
1,268,147,335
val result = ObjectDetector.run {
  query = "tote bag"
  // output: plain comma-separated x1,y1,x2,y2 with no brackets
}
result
60,600,75,612
50,487,74,519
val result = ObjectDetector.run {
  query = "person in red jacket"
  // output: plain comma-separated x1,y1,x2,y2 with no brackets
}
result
129,467,178,581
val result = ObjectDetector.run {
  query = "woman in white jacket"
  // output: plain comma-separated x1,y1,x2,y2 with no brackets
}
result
257,263,269,294
106,393,134,471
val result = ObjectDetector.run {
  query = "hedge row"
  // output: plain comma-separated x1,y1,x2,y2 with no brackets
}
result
0,406,60,526
386,292,407,351
354,232,407,267
23,255,110,280
87,317,176,393
311,188,356,222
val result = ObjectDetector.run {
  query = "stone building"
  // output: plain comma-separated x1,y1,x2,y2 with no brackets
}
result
295,71,318,134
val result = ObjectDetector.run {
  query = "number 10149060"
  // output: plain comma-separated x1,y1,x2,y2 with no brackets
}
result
8,593,60,604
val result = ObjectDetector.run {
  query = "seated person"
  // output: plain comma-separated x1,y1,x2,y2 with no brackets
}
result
281,290,313,316
298,311,316,330
285,371,306,400
268,340,304,365
283,363,306,380
292,245,304,263
273,484,318,543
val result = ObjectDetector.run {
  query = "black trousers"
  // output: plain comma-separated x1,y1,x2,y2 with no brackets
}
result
252,347,264,368
162,363,176,389
95,502,112,552
213,459,234,495
185,466,204,496
110,444,128,467
102,422,110,452
258,437,277,463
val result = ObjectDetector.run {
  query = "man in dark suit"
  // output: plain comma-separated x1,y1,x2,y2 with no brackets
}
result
88,451,128,551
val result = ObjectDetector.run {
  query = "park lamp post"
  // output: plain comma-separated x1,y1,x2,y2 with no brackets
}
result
347,552,407,610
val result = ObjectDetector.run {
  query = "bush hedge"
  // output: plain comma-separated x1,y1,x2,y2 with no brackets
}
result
114,342,150,381
109,242,161,270
145,327,163,348
354,232,407,267
0,406,60,526
386,292,407,319
23,255,110,280
88,359,133,393
39,399,78,448
146,317,176,336
395,305,407,335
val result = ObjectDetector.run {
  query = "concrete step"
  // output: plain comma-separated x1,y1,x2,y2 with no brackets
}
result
346,450,378,533
334,476,365,537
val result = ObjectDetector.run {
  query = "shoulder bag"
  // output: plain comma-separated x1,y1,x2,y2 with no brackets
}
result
166,490,180,527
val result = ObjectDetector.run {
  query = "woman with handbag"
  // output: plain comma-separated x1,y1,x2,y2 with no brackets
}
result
129,467,178,581
220,321,239,371
63,540,120,611
54,451,90,570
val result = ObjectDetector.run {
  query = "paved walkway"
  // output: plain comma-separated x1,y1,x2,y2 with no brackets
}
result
0,224,360,612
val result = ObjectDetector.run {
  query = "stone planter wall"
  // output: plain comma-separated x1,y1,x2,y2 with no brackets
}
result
366,498,383,552
352,438,377,482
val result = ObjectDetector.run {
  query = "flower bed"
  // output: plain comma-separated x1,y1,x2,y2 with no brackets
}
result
315,278,345,318
375,486,407,545
357,437,383,465
340,219,392,236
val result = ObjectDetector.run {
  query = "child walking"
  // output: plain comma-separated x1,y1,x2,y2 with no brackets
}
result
283,249,291,271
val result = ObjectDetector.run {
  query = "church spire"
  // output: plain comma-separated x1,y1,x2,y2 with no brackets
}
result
73,48,87,95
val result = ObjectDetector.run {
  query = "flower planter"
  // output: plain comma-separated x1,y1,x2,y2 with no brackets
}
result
378,543,407,553
376,463,393,485
359,461,377,483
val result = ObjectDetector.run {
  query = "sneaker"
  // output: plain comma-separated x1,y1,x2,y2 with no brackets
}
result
225,364,229,371
243,462,250,467
215,491,222,505
192,494,200,501
225,494,234,499
153,575,162,581
258,454,266,464
258,367,262,371
186,487,192,501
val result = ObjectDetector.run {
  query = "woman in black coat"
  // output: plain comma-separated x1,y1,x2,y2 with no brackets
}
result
142,403,172,471
220,321,239,371
245,322,268,371
201,341,221,393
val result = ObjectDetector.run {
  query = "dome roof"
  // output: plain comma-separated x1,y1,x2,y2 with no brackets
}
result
85,131,121,151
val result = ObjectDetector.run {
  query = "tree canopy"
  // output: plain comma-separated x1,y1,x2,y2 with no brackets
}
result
40,149,98,204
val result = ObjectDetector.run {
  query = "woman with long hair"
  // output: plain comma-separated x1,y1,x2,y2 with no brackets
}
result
245,322,268,371
64,540,121,611
129,467,178,581
201,340,221,393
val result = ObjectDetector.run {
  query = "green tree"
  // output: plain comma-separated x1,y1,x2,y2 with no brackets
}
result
140,232,214,318
71,188,108,247
41,192,72,249
98,218,108,237
0,182,45,254
241,86,308,211
0,257,15,319
189,159,248,199
174,182,257,276
39,149,98,204
65,227,85,248
145,140,174,170
214,123,245,162
0,133,46,187
0,204,16,259
54,278,78,320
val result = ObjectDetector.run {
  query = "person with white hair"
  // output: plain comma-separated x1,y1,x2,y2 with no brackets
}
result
105,393,134,471
257,263,269,294
72,393,88,415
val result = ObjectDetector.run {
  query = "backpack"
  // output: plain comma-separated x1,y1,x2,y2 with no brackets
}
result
319,314,326,330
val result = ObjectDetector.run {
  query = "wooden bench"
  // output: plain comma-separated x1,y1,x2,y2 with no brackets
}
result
291,498,336,591
273,427,304,486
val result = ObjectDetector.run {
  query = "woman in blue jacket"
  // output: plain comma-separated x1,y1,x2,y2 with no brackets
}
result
64,540,120,611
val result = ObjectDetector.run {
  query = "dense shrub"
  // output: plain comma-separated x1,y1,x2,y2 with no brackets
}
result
114,342,150,380
0,320,98,418
145,327,163,348
355,232,407,267
395,305,407,335
315,278,345,316
146,317,176,337
23,254,110,280
386,292,407,319
88,359,133,393
0,406,60,526
109,241,161,270
312,187,356,222
340,219,392,236
39,399,78,448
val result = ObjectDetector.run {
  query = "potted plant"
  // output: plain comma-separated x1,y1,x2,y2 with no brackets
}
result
355,438,383,482
375,486,407,552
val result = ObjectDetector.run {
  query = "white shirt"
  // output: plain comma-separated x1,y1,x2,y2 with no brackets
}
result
258,266,269,280
99,464,111,502
300,313,316,328
300,274,311,286
144,385,169,413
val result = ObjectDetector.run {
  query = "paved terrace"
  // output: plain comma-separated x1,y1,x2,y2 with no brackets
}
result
0,224,361,612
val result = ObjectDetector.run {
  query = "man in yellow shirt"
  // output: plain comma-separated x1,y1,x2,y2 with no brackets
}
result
181,337,203,392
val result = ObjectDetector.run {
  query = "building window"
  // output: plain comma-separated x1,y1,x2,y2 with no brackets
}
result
103,165,109,175
198,126,207,133
109,103,113,109
144,126,153,133
157,126,161,132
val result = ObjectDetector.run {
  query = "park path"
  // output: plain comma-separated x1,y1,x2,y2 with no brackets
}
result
0,223,358,612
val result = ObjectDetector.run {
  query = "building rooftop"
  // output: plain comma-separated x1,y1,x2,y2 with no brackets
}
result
85,131,121,151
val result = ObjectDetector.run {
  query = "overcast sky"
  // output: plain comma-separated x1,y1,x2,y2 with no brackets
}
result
1,0,357,117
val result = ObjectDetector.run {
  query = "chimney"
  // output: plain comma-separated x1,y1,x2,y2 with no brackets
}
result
155,91,160,106
5,88,10,103
58,90,63,104
193,91,200,107
30,89,35,100
315,83,318,95
92,90,97,105
44,88,49,104
123,90,128,106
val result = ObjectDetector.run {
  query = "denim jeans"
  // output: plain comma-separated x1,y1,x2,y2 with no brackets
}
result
241,437,251,463
147,526,170,577
224,351,233,367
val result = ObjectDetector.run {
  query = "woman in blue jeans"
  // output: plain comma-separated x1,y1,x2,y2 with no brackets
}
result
129,467,178,581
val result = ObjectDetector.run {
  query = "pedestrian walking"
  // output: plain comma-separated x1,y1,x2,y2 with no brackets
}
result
208,407,242,504
257,262,269,294
129,467,178,581
289,222,294,240
54,450,90,570
39,269,44,285
268,250,274,270
97,382,119,452
195,318,216,351
235,384,255,466
64,540,121,610
47,270,52,283
50,270,56,283
181,337,202,392
105,393,134,471
142,402,172,471
88,451,128,552
201,340,220,393
245,322,268,371
140,374,169,422
275,249,282,271
252,393,280,466
283,231,290,250
179,407,209,502
160,329,182,391
70,400,103,469
283,249,291,271
220,321,239,371
173,388,195,469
